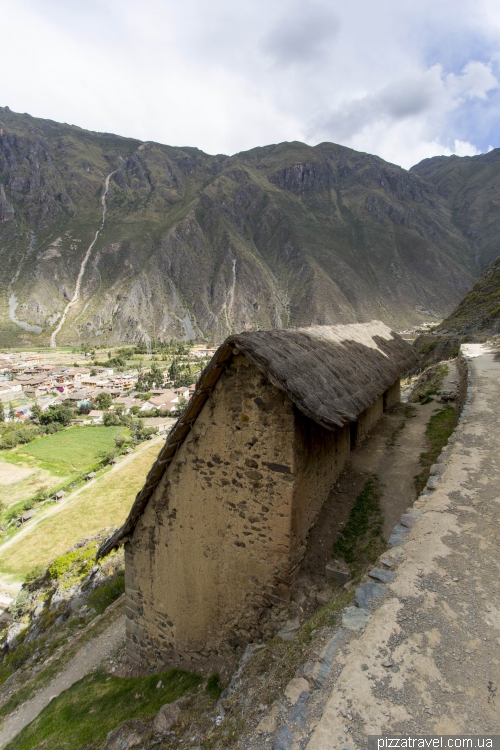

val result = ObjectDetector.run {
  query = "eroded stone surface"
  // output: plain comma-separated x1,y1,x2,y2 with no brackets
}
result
342,607,371,631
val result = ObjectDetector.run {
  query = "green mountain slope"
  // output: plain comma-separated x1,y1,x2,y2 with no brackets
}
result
411,149,500,268
413,255,500,364
0,106,478,346
437,255,500,335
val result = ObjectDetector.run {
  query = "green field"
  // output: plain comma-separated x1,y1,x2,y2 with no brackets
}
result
0,439,161,580
7,426,126,475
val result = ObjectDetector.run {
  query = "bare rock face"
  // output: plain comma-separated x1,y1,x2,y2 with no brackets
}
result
153,698,184,733
104,718,150,749
0,105,486,346
0,185,14,222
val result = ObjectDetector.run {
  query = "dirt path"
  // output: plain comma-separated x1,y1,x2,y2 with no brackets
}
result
0,615,125,748
304,346,500,746
301,394,440,582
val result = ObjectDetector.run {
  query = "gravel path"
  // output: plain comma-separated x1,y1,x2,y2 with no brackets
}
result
0,615,125,748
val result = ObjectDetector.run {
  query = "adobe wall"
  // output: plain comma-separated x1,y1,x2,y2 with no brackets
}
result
124,363,402,666
290,411,350,577
356,394,384,443
384,379,401,410
125,354,298,665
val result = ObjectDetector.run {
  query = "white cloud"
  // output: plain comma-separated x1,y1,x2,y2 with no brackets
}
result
446,61,498,101
308,62,498,167
0,0,499,168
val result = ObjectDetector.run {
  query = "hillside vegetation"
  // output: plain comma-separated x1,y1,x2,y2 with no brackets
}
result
0,106,482,346
414,255,500,363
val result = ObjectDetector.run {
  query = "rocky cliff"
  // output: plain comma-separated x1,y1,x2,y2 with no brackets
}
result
0,106,481,346
411,149,500,269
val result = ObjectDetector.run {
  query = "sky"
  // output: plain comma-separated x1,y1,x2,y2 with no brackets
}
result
1,0,500,169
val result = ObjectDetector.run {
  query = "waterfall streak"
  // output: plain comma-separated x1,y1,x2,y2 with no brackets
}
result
50,172,115,347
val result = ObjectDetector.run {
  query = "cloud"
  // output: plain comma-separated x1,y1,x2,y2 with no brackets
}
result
308,61,499,165
0,0,499,168
261,3,339,67
446,60,498,100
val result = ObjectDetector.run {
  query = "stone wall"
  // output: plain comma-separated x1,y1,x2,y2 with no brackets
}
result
125,355,298,664
384,379,401,410
125,361,402,666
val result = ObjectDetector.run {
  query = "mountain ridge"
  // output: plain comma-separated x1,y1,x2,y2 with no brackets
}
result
0,106,491,346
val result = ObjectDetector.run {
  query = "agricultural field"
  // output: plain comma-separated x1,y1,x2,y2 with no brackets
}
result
0,437,161,582
0,425,128,512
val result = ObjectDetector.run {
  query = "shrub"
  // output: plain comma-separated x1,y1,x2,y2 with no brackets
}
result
103,412,121,426
86,574,125,615
10,589,30,621
0,424,40,449
96,393,113,410
205,673,223,700
24,565,45,587
48,546,96,582
44,421,63,434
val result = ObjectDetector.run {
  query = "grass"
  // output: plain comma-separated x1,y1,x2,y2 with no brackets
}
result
0,462,53,511
332,475,386,581
0,440,161,581
4,668,201,750
5,426,127,476
0,596,126,721
86,574,125,615
414,405,457,493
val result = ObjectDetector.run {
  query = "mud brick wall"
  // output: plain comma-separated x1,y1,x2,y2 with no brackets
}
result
126,355,298,663
384,379,401,410
291,411,350,574
356,394,384,443
125,359,402,666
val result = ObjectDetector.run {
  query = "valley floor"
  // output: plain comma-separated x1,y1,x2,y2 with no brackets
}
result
0,435,165,590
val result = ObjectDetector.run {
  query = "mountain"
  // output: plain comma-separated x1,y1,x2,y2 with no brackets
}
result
411,149,500,268
438,255,500,336
0,106,480,346
413,255,500,364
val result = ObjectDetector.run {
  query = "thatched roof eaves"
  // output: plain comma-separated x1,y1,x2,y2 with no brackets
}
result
97,321,416,559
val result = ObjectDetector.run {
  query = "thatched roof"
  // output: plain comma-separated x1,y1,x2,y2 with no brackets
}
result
97,321,416,559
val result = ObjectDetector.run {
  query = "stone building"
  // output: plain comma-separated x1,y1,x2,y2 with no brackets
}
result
98,322,416,667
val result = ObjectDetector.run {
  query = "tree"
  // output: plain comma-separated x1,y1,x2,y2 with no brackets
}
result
149,362,164,389
8,403,16,421
39,405,73,426
0,402,4,422
78,403,91,415
31,404,42,422
96,392,113,410
137,362,164,392
103,412,121,426
168,357,181,384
